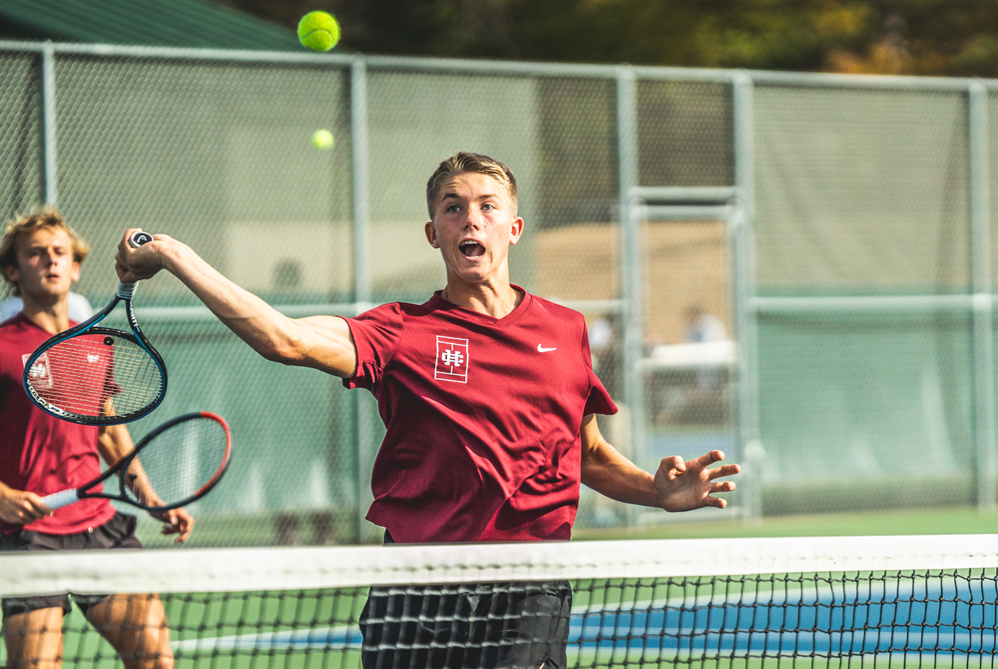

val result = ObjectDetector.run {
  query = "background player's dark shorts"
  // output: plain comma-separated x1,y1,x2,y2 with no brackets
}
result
0,512,143,619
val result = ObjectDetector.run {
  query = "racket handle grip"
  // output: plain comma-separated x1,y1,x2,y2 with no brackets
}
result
117,231,154,298
129,231,154,247
39,489,80,510
116,281,138,299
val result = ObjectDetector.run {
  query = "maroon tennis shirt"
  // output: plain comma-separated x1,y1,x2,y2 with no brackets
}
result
0,314,115,535
344,287,617,544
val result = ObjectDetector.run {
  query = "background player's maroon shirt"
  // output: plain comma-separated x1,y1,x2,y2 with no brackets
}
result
344,287,616,543
0,314,115,535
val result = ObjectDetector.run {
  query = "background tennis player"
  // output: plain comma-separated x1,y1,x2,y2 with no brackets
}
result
0,206,192,669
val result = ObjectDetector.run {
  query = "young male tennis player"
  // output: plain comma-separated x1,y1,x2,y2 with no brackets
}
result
116,152,740,669
0,207,192,669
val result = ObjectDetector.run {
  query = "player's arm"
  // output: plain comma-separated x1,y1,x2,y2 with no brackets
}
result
114,230,358,378
579,414,740,511
98,422,194,543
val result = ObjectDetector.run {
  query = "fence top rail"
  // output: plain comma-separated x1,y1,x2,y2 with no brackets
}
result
2,39,997,91
745,67,988,92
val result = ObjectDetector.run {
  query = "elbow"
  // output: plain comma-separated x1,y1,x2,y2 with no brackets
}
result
258,345,290,364
255,330,305,365
260,342,299,365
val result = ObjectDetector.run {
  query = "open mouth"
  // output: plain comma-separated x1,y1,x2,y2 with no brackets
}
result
460,241,485,258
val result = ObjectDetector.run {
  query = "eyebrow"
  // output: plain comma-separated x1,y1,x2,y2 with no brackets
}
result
440,191,500,203
23,241,70,253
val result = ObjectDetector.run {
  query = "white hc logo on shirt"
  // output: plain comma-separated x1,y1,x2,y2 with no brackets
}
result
23,352,53,390
440,349,464,367
434,335,469,384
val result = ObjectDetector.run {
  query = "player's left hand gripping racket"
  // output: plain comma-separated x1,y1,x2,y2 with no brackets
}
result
40,411,232,512
22,231,167,425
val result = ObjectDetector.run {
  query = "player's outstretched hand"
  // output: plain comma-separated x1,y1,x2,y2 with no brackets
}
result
654,450,740,512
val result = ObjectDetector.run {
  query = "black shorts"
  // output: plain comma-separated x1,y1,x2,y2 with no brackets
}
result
360,580,572,669
360,534,572,669
0,511,143,619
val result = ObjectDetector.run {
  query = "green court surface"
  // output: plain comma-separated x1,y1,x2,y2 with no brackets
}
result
572,505,998,542
130,504,998,549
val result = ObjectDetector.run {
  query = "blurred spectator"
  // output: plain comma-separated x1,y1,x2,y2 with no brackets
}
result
684,304,727,345
588,314,620,397
0,292,94,323
683,305,727,392
586,314,629,527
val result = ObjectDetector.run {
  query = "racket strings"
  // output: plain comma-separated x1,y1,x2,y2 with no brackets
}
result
27,332,164,420
124,417,229,508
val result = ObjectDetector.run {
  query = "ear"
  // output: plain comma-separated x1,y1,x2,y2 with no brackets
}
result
70,260,81,284
3,264,19,287
425,221,440,249
508,217,524,246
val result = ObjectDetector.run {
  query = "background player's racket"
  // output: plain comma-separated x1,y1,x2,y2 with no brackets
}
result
22,231,167,425
40,411,232,512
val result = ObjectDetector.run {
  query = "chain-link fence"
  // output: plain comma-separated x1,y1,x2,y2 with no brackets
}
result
2,42,996,545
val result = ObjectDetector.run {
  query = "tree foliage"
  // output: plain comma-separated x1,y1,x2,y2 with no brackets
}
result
214,0,998,76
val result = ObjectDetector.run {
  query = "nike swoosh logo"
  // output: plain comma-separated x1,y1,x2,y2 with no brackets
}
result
537,345,557,353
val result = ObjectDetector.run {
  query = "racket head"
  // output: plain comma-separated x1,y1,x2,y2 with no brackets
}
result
23,325,167,425
120,411,232,511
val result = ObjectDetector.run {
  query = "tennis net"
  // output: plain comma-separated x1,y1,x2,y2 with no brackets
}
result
2,534,998,668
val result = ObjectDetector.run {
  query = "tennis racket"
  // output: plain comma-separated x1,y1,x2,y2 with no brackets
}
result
40,411,232,512
22,231,167,425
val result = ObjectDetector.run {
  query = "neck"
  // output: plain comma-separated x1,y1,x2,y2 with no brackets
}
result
440,281,523,319
21,294,72,335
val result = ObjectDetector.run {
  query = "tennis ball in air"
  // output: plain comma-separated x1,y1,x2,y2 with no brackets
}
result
311,129,334,150
298,11,340,52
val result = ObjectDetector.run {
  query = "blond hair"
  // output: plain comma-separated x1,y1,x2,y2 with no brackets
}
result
425,152,518,219
0,206,90,295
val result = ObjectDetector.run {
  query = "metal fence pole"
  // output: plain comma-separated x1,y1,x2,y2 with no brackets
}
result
616,65,644,527
41,42,58,206
350,57,376,541
968,80,996,510
732,71,760,520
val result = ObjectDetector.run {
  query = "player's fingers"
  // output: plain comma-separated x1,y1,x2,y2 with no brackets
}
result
172,509,194,543
160,516,189,543
118,228,141,258
25,495,50,519
162,523,191,543
659,455,686,474
691,450,725,468
117,228,148,268
17,508,43,522
123,227,145,244
1,505,37,525
114,249,135,281
702,495,728,509
179,517,194,543
708,463,741,480
18,505,45,522
157,509,179,528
